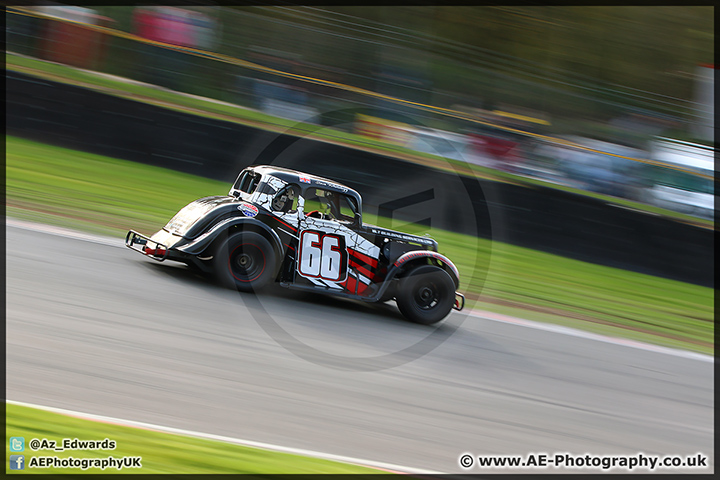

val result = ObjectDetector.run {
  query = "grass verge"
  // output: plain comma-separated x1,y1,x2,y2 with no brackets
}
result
5,403,382,474
6,136,713,354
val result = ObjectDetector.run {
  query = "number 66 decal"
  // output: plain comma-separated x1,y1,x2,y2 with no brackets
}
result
298,230,348,282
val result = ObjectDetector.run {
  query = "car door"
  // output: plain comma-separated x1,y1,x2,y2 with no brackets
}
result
296,187,358,291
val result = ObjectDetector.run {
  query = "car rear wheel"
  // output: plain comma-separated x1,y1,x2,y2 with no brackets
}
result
214,232,276,292
396,265,455,325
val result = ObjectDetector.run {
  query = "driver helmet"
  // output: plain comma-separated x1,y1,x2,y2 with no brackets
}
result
272,186,296,212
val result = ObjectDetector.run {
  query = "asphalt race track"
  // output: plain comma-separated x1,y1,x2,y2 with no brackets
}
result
6,223,714,474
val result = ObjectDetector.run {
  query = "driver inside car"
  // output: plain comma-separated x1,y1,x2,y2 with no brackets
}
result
272,185,298,213
305,190,336,220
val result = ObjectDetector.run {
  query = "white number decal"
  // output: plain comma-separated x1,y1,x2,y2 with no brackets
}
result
298,231,347,282
320,235,342,280
299,231,322,277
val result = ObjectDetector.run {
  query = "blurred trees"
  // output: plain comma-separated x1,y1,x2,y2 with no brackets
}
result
404,6,711,102
221,7,711,121
93,5,712,105
87,5,712,128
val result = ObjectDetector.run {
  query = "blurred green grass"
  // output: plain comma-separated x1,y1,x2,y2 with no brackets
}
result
6,136,713,354
6,403,382,474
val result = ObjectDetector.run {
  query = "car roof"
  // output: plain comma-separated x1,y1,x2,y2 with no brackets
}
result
248,165,362,202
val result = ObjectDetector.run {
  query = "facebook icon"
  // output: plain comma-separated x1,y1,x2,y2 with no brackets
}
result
10,455,25,470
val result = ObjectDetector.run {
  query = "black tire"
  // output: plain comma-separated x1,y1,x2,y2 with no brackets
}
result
213,231,276,292
396,265,455,325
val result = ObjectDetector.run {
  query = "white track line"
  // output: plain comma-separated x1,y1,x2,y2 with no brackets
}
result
7,217,714,363
6,399,440,475
7,218,124,248
469,310,714,363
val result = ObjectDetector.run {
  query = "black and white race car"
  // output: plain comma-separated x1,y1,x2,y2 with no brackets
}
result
126,165,464,324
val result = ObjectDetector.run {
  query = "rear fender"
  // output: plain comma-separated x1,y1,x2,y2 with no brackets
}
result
391,250,460,288
175,217,283,259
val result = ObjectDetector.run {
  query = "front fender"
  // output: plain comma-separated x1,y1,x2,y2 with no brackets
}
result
392,250,460,288
175,217,283,258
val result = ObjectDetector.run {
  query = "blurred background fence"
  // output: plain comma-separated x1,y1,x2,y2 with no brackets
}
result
5,4,715,219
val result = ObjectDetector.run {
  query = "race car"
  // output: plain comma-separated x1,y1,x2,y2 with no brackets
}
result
126,165,464,324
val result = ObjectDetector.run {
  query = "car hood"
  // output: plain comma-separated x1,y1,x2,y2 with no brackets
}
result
163,196,240,237
364,224,438,249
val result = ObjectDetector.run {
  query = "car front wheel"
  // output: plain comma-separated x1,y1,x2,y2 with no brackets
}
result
396,265,455,325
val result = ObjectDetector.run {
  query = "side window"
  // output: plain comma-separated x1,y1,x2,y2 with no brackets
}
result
303,188,332,217
271,185,299,213
303,188,358,225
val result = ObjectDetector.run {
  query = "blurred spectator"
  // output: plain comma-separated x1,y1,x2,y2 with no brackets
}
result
132,7,158,42
133,6,214,91
547,136,649,198
155,7,192,47
254,80,319,123
190,10,219,50
37,6,115,70
245,48,319,123
132,7,161,84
